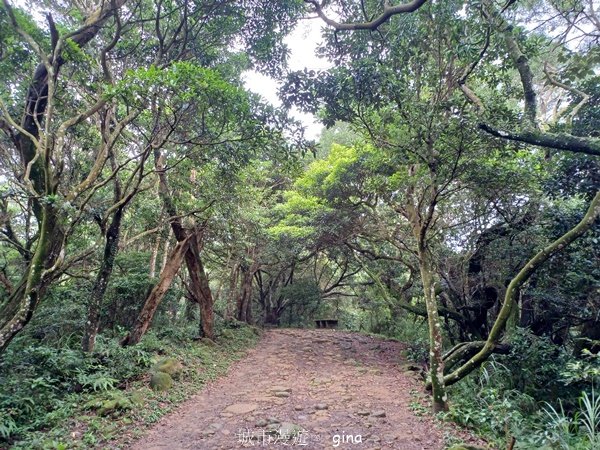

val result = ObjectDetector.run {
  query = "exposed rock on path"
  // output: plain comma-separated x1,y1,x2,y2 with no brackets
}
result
131,329,481,449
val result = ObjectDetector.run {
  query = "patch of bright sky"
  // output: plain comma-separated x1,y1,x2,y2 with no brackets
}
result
242,19,332,140
16,0,330,140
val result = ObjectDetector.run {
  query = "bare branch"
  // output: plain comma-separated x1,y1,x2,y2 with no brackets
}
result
304,0,428,31
543,62,590,127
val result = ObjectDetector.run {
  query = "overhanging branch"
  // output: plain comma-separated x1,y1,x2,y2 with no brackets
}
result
304,0,428,31
479,123,600,156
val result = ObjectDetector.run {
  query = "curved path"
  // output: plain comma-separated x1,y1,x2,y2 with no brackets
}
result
132,329,476,449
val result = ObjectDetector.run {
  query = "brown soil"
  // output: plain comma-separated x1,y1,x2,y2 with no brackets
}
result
131,329,484,449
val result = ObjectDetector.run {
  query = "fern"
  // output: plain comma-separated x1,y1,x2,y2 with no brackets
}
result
0,414,18,439
76,371,118,392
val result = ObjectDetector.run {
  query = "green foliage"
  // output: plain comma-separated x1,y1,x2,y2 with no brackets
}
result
0,322,259,447
579,387,600,448
0,414,17,440
0,4,45,96
403,336,430,365
540,400,578,449
444,331,600,448
446,364,536,446
75,370,118,392
503,329,570,400
277,279,323,327
270,190,331,240
535,388,600,450
1,0,599,446
562,350,600,385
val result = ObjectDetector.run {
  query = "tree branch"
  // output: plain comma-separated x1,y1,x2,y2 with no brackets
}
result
479,123,600,156
543,62,590,127
303,0,428,31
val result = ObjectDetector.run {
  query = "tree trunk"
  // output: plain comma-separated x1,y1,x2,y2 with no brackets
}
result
160,228,173,272
122,237,190,346
442,341,511,373
0,0,132,356
82,208,124,352
0,203,63,354
236,270,249,323
149,233,161,279
197,256,214,338
183,232,215,339
264,303,281,326
418,246,448,413
153,149,215,338
237,267,255,323
226,263,240,320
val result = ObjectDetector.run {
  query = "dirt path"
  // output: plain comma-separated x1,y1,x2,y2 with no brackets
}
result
131,329,474,449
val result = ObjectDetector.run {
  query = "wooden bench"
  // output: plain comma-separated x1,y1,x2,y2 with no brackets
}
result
315,319,338,329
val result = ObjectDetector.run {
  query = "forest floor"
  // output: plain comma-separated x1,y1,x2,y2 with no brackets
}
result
130,329,486,449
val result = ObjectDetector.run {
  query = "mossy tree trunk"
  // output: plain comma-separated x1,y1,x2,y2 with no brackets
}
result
417,244,448,412
440,190,600,386
0,0,129,355
0,201,64,353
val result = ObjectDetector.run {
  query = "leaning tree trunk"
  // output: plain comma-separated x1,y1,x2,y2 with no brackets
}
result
81,208,124,352
122,237,190,346
439,190,600,387
154,149,215,339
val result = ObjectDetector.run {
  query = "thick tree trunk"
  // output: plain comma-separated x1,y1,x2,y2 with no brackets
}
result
82,208,124,352
196,257,214,338
122,237,190,346
183,232,215,339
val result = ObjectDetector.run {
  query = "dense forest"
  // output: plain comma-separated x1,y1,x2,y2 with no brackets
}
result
0,0,599,448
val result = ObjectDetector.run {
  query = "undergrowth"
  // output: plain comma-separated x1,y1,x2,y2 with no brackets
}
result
0,321,260,449
443,330,600,449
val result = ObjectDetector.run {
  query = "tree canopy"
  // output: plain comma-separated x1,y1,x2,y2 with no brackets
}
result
1,0,599,447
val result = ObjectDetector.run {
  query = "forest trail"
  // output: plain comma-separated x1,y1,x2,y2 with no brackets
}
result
131,329,476,449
